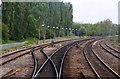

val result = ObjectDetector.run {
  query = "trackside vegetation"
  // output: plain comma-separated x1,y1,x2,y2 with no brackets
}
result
0,2,118,44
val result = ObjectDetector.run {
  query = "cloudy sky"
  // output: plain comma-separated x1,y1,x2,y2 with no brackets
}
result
64,0,119,24
0,0,119,24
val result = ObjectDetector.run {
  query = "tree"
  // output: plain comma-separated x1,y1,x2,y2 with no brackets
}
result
79,27,86,36
2,23,9,41
72,19,118,36
2,2,73,41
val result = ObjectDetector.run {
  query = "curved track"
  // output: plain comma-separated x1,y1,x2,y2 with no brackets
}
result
0,44,47,66
1,39,79,78
83,39,120,79
93,39,120,76
30,39,91,79
31,41,78,79
99,40,120,59
0,39,75,66
2,38,119,78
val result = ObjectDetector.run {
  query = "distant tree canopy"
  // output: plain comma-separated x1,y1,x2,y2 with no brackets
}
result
2,2,73,41
73,19,118,36
1,2,118,42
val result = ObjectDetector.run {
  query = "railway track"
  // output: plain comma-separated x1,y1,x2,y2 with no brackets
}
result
0,39,76,66
30,38,91,79
99,40,120,59
92,39,120,76
0,44,48,66
83,39,120,79
105,41,120,53
3,37,119,78
30,41,78,79
1,39,79,78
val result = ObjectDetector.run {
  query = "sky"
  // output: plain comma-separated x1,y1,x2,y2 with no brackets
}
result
0,0,119,24
64,0,119,24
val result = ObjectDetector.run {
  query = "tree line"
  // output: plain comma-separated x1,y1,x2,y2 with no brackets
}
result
1,2,73,42
1,2,118,43
73,19,118,37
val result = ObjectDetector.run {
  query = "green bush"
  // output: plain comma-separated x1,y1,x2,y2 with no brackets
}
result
2,23,9,42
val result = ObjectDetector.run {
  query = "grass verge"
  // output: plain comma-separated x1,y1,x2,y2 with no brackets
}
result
1,36,90,53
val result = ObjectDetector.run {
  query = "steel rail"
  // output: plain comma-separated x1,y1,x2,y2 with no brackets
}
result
0,44,45,58
83,40,101,79
0,39,77,66
58,43,76,79
31,48,38,79
0,39,76,58
0,46,47,66
1,39,84,79
31,38,94,79
32,41,77,79
104,41,120,53
0,50,30,66
40,49,59,79
99,41,120,59
91,40,120,78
